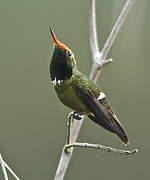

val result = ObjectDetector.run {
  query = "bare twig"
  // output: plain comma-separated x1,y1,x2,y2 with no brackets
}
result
3,161,20,180
54,118,84,180
54,0,136,180
90,0,136,82
101,0,136,61
89,0,113,82
89,0,101,63
64,143,138,155
0,154,9,180
0,154,20,180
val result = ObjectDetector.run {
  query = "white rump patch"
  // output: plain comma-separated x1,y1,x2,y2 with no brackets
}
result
97,92,106,100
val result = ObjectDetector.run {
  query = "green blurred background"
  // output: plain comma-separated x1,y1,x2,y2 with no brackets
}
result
0,0,149,179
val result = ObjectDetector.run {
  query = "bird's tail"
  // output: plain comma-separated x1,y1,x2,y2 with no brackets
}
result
88,114,129,145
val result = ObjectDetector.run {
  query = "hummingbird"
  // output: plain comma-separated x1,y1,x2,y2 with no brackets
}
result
49,27,128,145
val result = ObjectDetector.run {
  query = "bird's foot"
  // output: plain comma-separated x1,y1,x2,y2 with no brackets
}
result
67,112,83,127
68,111,83,121
67,112,83,144
67,112,74,128
73,112,84,120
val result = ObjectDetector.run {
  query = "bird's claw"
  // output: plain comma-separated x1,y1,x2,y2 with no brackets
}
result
73,112,84,120
67,112,84,144
68,111,83,121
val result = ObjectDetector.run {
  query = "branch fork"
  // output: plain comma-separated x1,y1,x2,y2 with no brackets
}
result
54,0,137,180
0,154,20,180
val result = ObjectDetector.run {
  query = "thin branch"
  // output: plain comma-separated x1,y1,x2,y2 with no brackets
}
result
64,143,138,155
0,154,9,180
101,0,136,61
89,0,101,63
90,0,136,82
54,0,136,180
0,155,20,180
54,118,84,180
3,161,20,180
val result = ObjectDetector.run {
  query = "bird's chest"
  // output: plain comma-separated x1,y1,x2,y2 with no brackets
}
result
54,80,89,112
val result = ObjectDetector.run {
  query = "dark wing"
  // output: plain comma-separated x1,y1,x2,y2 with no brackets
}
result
73,85,128,144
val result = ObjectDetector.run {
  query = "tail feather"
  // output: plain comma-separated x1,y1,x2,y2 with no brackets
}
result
72,84,128,144
88,114,128,145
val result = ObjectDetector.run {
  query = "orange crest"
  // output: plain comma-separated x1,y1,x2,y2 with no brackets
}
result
49,27,71,52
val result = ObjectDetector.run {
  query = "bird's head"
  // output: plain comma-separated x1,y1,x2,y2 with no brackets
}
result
49,27,77,82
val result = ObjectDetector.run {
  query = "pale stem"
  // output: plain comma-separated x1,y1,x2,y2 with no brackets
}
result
3,161,20,180
0,155,20,180
64,143,138,155
0,154,9,180
54,119,84,180
89,0,101,62
101,0,136,61
54,0,136,180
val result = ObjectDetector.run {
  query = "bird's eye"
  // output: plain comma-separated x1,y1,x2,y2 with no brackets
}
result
67,51,72,57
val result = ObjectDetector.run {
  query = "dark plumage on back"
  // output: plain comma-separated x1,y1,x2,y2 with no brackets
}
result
73,85,128,144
